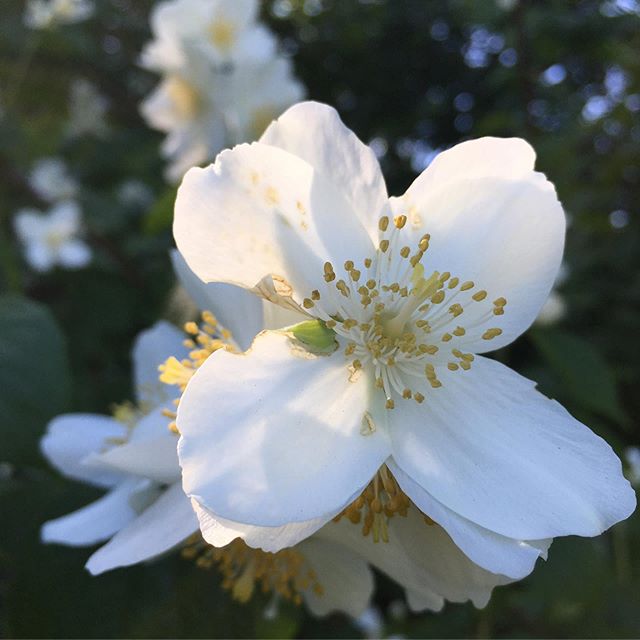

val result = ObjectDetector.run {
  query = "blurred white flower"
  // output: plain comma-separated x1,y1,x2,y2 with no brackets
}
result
29,157,78,203
14,201,91,272
535,291,566,326
141,0,276,72
25,0,94,29
66,78,109,138
41,322,197,575
535,262,568,326
139,0,304,181
353,606,384,638
625,447,640,487
117,179,154,208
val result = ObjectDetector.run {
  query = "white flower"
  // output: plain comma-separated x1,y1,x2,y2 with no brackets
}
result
25,0,94,29
66,78,109,138
140,0,276,74
167,252,515,612
41,322,193,574
139,0,304,181
38,265,370,617
29,157,78,203
173,101,636,586
14,201,91,272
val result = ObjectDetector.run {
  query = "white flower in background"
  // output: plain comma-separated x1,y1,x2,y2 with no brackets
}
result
139,0,304,181
117,179,154,208
173,101,635,589
140,65,228,183
24,0,94,29
625,447,640,487
535,290,566,326
41,322,196,575
140,0,276,74
29,157,78,203
224,57,305,145
535,261,568,326
14,201,91,272
66,78,108,138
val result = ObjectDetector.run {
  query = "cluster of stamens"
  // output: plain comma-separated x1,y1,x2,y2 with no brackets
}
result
334,465,416,542
182,536,323,605
159,310,236,433
302,214,507,409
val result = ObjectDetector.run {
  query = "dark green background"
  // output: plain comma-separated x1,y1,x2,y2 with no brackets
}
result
1,0,639,637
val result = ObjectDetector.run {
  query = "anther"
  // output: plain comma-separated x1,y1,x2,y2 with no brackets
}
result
447,362,459,371
448,277,459,289
400,246,411,258
311,290,320,300
402,389,412,399
378,216,390,232
302,298,314,309
482,328,503,340
414,392,425,403
431,290,445,304
344,260,354,271
472,290,488,301
379,239,390,252
460,281,474,291
452,326,466,336
385,398,395,409
394,215,407,229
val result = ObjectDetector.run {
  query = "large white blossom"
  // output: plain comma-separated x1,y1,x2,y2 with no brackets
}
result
14,200,91,272
139,0,304,182
173,101,636,585
24,0,94,29
169,252,515,611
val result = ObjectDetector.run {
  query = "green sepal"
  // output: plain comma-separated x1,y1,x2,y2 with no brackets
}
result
284,319,338,354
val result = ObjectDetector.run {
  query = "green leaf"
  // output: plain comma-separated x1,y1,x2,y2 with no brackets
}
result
143,186,178,234
0,295,71,464
530,328,628,426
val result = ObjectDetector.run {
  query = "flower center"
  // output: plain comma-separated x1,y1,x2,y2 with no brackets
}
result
302,214,507,409
183,537,323,605
165,76,202,120
208,19,235,51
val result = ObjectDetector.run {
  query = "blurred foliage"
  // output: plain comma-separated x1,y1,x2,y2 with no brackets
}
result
0,0,639,637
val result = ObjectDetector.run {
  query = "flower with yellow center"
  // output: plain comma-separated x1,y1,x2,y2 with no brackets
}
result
158,268,523,612
173,101,636,582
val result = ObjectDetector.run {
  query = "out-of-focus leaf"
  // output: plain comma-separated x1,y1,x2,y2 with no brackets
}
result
0,295,71,464
530,328,628,425
144,187,178,234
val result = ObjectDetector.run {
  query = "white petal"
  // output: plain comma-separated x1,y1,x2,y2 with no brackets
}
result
85,483,198,575
260,101,389,242
49,200,81,234
132,321,187,408
405,588,444,613
171,249,263,351
390,356,636,540
297,537,374,617
317,506,511,608
178,330,390,527
192,499,344,552
25,242,55,272
13,209,46,242
173,143,374,308
41,413,128,488
41,478,156,547
58,240,91,269
387,460,550,579
391,138,565,351
92,431,179,484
